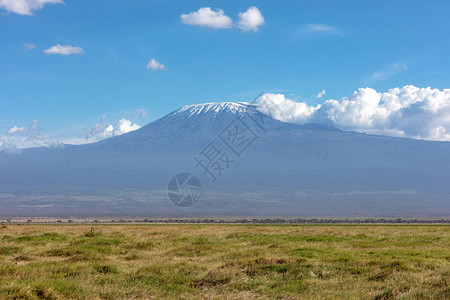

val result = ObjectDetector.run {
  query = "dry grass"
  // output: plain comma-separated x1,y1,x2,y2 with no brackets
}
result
0,224,449,299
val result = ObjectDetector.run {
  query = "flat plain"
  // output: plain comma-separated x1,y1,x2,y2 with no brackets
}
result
0,224,448,299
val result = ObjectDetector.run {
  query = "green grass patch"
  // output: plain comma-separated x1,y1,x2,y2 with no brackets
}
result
0,224,448,299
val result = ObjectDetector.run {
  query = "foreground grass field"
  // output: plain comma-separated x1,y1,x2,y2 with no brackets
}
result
0,224,448,299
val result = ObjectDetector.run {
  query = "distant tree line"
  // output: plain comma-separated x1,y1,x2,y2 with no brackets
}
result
2,218,449,224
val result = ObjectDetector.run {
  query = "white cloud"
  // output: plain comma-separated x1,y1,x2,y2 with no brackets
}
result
0,137,19,153
317,90,326,98
0,120,61,152
294,24,342,37
253,85,450,141
254,93,318,124
146,58,166,71
7,126,25,135
0,0,63,15
24,43,36,50
238,7,264,32
86,116,141,142
115,119,140,135
181,7,233,29
1,116,142,151
43,44,84,55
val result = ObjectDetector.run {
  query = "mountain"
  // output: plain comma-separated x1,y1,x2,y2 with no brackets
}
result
0,102,449,217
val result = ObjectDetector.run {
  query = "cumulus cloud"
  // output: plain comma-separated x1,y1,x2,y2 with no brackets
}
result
86,116,141,142
0,137,19,153
1,116,142,151
253,85,450,141
181,7,233,29
146,58,166,71
254,93,317,124
43,44,84,55
238,7,264,32
0,120,61,152
317,90,326,98
8,126,25,135
115,119,140,135
0,0,63,15
294,24,342,37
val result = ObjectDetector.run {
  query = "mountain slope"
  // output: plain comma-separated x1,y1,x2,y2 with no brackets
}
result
0,102,449,217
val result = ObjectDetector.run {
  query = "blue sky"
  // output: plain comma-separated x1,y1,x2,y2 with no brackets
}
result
1,0,450,147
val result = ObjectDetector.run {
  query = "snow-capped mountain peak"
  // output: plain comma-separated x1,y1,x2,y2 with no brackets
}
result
175,102,251,118
145,101,265,132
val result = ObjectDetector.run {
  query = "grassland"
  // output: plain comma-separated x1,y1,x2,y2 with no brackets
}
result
0,224,448,299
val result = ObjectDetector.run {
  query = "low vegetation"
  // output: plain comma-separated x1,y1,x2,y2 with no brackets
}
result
0,224,448,299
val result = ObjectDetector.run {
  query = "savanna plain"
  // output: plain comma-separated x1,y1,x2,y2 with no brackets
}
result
0,224,448,299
